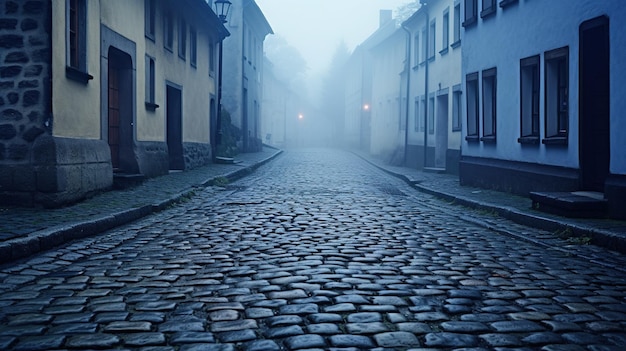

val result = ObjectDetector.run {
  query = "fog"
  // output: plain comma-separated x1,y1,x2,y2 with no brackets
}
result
257,0,413,149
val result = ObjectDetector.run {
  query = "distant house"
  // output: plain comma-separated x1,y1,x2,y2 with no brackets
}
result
219,0,273,153
460,0,626,219
403,0,463,174
344,11,397,153
0,0,228,207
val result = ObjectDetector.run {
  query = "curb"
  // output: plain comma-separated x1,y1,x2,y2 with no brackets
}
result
355,152,626,255
0,149,283,265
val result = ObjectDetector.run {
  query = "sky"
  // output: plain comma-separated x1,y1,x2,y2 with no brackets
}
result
255,0,412,76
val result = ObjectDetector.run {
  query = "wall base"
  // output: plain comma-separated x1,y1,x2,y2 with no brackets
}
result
605,174,626,220
459,156,579,196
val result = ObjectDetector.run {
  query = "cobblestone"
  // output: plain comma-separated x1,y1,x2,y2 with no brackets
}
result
0,149,625,350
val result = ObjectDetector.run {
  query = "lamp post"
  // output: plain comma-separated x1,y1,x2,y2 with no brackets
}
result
214,0,231,153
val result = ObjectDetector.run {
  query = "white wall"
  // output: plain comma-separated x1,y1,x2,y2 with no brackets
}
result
462,0,626,175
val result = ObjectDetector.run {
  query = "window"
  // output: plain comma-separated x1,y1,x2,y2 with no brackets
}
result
544,46,569,143
466,72,479,141
209,42,216,77
500,0,518,8
463,0,478,27
519,55,540,143
413,34,419,68
452,1,461,47
481,0,497,18
145,56,158,111
190,27,197,67
441,9,450,54
482,67,497,142
421,27,427,63
164,10,174,51
66,0,91,83
428,96,435,134
452,85,462,131
414,99,420,132
178,18,186,60
145,0,155,40
420,96,426,132
428,19,436,60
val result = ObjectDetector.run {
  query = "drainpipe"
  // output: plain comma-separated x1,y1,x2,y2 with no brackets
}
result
422,1,430,169
401,25,412,166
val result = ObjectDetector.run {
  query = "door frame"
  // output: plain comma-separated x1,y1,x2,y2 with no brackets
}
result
579,15,610,191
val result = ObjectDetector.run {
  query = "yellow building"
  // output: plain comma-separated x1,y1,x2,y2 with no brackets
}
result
0,0,228,207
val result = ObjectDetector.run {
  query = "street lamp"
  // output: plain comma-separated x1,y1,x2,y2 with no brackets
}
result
214,0,232,23
213,0,231,155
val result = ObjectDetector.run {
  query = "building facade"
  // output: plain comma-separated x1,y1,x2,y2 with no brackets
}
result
460,0,626,219
219,0,272,153
403,0,463,174
0,0,228,207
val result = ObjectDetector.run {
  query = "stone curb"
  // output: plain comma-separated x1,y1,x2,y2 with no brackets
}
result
0,149,283,264
355,152,626,255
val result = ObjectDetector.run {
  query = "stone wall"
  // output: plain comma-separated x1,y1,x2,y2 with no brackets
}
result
183,142,212,170
0,0,51,205
0,0,50,163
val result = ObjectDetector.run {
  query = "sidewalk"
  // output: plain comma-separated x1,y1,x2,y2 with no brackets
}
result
0,147,283,264
355,152,626,255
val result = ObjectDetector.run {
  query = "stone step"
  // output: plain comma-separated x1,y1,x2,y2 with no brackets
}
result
113,173,145,190
529,191,608,218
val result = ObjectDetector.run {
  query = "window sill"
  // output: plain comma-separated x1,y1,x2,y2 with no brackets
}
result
145,101,160,111
66,66,93,84
451,40,461,49
428,56,435,63
452,127,461,132
499,0,518,8
145,33,155,42
480,7,497,19
542,136,568,146
191,62,197,69
439,47,449,56
481,135,497,143
419,60,426,67
178,54,186,61
462,17,477,28
164,46,173,53
518,136,539,145
465,135,480,143
412,65,419,71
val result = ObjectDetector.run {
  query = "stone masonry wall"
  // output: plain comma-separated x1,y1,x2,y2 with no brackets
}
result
0,0,50,163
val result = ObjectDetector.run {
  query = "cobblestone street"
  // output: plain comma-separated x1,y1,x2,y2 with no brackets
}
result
1,149,625,350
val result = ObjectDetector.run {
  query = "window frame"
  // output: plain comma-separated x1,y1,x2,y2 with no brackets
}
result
465,72,480,141
209,42,216,77
190,26,197,67
481,0,497,18
452,84,462,132
413,33,420,69
481,67,497,142
519,55,540,144
414,98,420,132
543,46,569,144
66,0,92,83
428,19,436,60
428,95,435,135
420,27,428,64
145,55,159,111
163,10,174,52
178,17,187,60
145,0,155,41
452,1,461,47
440,8,450,55
463,0,478,27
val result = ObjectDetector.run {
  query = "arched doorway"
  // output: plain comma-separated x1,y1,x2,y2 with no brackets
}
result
107,47,137,174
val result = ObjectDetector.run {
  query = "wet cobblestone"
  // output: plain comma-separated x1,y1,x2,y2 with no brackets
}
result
0,149,625,350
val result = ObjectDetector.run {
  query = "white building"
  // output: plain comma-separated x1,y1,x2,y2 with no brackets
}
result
460,0,626,219
403,0,463,173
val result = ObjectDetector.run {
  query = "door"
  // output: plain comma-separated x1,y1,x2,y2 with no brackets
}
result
108,65,120,170
167,84,184,170
579,16,610,191
107,47,134,173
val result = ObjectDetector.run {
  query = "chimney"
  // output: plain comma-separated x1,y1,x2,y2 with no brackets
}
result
379,9,393,28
